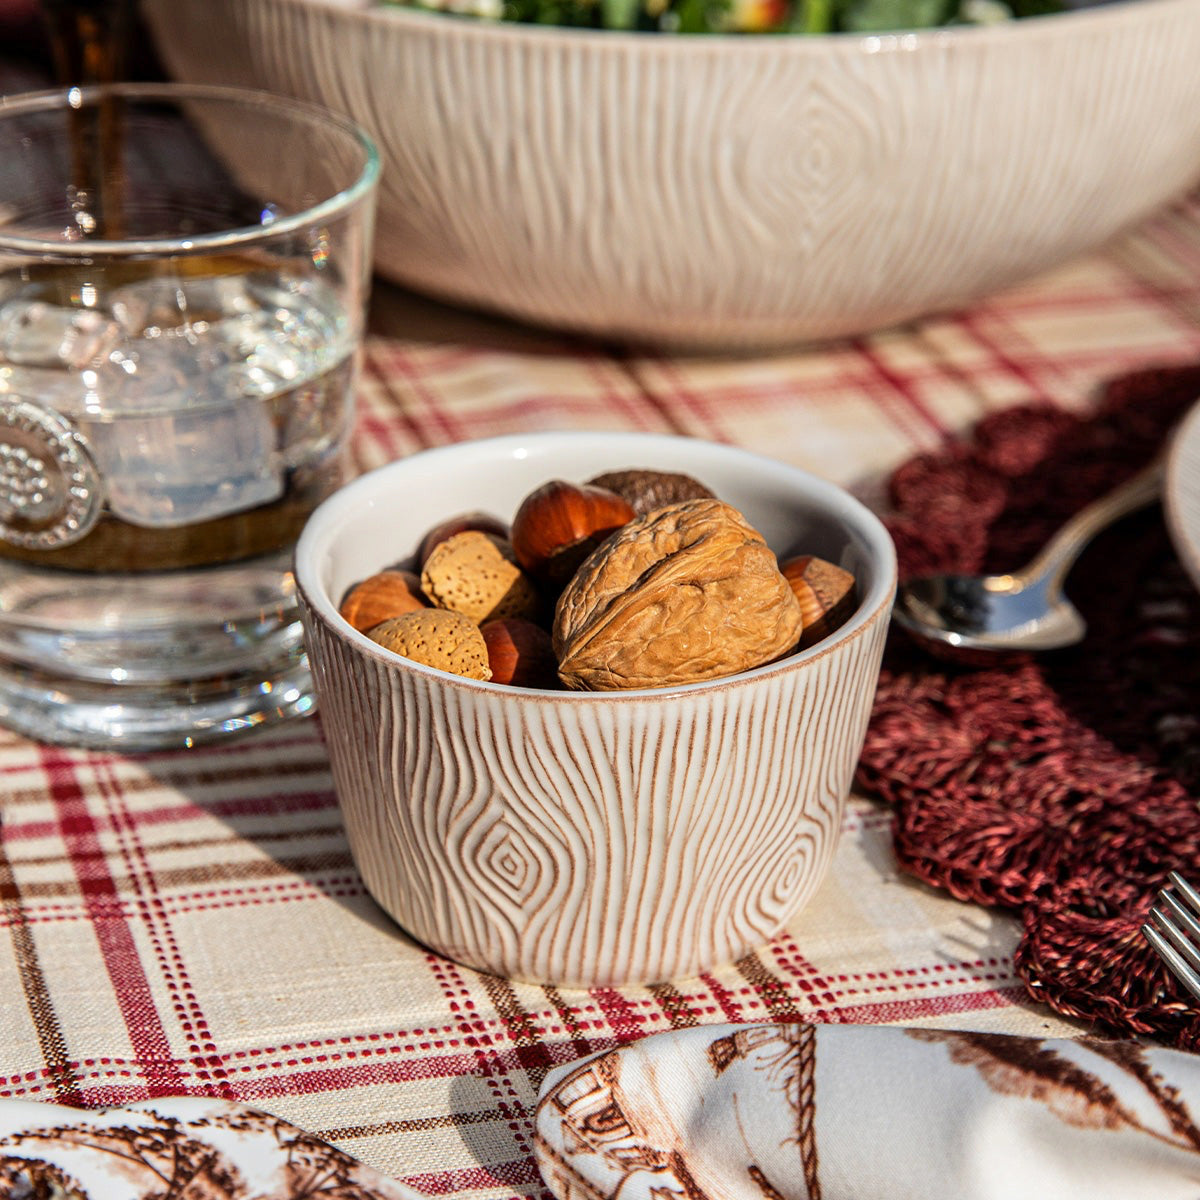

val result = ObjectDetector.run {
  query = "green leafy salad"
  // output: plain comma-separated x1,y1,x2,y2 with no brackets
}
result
383,0,1066,34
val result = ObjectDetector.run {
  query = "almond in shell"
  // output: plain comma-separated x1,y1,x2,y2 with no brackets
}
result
420,530,541,624
368,609,492,680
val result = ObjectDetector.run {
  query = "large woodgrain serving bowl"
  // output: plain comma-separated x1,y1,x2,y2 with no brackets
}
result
143,0,1200,349
294,432,896,986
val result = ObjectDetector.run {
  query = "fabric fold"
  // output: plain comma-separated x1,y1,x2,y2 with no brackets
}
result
0,1096,427,1200
534,1023,1200,1200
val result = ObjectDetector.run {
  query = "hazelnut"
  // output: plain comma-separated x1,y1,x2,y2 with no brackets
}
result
339,569,428,632
585,468,715,516
481,617,559,688
416,510,510,569
510,479,635,588
367,609,491,680
420,529,541,623
780,554,857,648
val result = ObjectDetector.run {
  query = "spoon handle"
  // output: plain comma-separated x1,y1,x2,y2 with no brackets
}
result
1019,457,1164,588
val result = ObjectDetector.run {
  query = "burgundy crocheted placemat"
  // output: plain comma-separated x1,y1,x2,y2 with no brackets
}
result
857,363,1200,1049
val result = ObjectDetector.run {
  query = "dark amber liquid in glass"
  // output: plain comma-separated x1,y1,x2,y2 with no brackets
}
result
41,0,131,237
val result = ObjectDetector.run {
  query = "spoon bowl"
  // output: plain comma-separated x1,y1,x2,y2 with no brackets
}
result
891,460,1162,654
893,570,1087,653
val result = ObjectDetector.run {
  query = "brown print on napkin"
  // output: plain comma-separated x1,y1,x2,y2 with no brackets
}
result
537,1025,823,1200
708,1025,820,1200
906,1028,1200,1148
534,1051,688,1200
536,1023,1200,1200
857,362,1200,1048
0,1097,423,1200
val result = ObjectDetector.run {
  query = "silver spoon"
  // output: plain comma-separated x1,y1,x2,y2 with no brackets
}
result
891,458,1163,653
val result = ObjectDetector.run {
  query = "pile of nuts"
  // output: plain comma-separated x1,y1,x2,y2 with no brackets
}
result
337,467,857,690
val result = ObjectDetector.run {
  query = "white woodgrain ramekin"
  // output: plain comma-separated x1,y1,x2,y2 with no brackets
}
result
295,432,896,985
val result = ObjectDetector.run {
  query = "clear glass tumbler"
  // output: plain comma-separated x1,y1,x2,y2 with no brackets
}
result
0,82,379,749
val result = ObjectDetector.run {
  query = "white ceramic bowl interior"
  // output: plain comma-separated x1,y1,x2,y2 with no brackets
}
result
296,432,897,985
144,0,1200,349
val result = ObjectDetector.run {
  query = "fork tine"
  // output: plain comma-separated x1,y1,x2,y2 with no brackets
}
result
1149,903,1200,973
1170,871,1200,915
1142,921,1200,1003
1159,890,1200,943
1142,871,1200,1004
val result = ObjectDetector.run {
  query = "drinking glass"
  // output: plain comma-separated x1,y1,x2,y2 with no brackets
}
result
0,82,379,749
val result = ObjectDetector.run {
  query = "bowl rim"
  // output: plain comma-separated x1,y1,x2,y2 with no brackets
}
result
296,0,1186,52
295,430,898,701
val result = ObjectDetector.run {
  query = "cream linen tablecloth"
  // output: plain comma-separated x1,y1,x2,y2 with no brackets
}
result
2,192,1200,1200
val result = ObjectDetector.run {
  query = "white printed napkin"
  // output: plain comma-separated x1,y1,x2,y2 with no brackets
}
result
0,1095,427,1200
534,1023,1200,1200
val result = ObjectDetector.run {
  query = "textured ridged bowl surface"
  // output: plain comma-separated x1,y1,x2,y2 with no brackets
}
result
144,0,1200,349
294,433,896,985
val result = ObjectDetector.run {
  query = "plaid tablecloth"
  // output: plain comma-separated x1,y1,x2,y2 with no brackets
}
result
3,191,1200,1199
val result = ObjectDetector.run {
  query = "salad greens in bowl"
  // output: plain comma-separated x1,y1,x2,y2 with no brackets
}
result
145,0,1200,349
385,0,1065,35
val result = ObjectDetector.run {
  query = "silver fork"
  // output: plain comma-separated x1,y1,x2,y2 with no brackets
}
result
1142,872,1200,1003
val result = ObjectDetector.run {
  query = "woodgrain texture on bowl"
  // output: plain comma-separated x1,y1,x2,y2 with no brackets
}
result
294,433,896,985
142,0,1200,349
301,596,891,985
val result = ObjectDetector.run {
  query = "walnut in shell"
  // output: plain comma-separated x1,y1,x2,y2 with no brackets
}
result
553,499,804,690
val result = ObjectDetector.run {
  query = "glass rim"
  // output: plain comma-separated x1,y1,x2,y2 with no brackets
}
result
0,80,381,257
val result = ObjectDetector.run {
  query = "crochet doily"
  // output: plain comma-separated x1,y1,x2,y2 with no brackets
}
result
857,364,1200,1049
